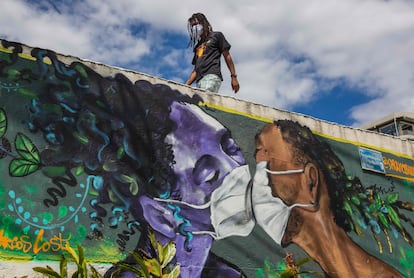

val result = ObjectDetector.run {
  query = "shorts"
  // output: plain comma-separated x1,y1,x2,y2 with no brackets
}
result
196,74,222,93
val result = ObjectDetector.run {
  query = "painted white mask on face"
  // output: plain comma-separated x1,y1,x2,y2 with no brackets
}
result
191,24,203,44
251,161,314,245
155,164,254,240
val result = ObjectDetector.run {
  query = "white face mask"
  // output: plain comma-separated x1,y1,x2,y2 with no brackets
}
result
250,161,314,245
154,165,254,240
191,24,203,44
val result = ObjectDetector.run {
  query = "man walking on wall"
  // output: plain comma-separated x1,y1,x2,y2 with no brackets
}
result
186,13,240,94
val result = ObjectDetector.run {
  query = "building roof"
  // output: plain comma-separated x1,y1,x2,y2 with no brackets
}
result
362,112,414,130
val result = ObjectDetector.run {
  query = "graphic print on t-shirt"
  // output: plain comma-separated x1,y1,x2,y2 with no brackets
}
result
196,43,206,58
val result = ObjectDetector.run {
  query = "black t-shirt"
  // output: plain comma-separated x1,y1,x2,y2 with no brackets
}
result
192,31,231,82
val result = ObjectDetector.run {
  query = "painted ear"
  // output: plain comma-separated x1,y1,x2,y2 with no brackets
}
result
139,195,177,238
304,162,319,205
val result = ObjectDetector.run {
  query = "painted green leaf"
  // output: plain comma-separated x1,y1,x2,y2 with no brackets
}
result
32,267,61,278
76,225,87,242
77,245,85,267
129,251,151,277
130,181,139,196
149,229,158,251
15,132,41,164
72,131,89,144
7,69,20,79
103,160,119,172
351,195,361,206
58,206,68,219
377,212,390,229
164,264,180,278
388,206,402,229
9,158,39,177
157,241,164,265
144,257,161,277
89,264,102,278
117,146,125,159
374,193,382,210
0,108,6,138
17,87,38,99
75,64,88,79
358,193,367,200
161,241,176,268
121,174,139,196
343,200,353,216
108,189,121,203
38,212,54,223
65,245,79,263
256,269,265,278
386,192,399,204
75,165,84,176
59,254,68,278
368,203,376,213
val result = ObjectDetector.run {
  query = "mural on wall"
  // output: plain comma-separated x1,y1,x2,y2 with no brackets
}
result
0,38,413,278
252,121,414,277
0,39,252,278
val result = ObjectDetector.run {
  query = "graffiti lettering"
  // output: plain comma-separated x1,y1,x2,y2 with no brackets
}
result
44,170,77,207
383,157,414,177
0,229,71,254
366,184,396,195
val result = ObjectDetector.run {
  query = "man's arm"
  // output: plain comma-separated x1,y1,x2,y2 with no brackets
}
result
186,68,197,86
222,49,240,93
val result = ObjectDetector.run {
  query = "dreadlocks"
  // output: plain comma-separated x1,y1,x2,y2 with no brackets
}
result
187,13,213,48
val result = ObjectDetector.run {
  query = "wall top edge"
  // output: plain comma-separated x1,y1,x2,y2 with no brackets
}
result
1,38,413,157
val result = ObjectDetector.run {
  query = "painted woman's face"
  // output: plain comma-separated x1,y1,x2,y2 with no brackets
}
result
166,102,246,206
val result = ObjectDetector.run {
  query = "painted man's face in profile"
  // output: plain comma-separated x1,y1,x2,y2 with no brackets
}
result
255,124,303,205
166,102,246,207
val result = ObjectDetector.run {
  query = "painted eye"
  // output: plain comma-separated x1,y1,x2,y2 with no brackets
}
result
193,155,219,185
221,133,245,165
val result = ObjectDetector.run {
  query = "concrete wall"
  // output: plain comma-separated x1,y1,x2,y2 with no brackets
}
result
0,38,413,277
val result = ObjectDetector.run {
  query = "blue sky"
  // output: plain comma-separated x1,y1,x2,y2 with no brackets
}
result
1,0,414,127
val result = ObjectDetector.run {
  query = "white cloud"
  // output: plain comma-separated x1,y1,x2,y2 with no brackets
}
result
213,0,414,126
1,0,414,126
0,1,91,56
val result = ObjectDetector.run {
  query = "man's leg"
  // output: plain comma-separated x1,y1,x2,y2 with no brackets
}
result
196,74,222,93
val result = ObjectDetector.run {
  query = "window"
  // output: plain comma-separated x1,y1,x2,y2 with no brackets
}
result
379,123,398,136
400,121,414,135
